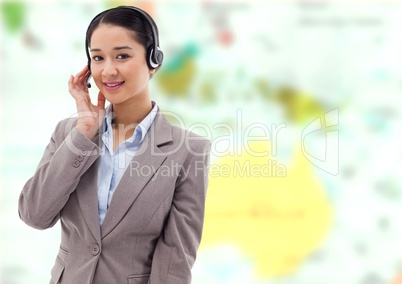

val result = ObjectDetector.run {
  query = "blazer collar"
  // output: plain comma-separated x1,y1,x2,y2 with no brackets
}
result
92,104,172,147
151,105,174,147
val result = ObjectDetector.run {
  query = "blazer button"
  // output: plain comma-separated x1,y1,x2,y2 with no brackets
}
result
72,160,80,168
81,150,88,156
91,244,100,256
76,154,84,162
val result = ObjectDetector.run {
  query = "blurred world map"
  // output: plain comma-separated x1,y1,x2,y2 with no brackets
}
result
2,1,402,284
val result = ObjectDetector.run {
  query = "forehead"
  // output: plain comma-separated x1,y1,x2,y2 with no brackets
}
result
90,24,140,49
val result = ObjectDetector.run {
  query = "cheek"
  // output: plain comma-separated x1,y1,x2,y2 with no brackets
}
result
90,67,104,90
124,65,150,81
90,65,102,80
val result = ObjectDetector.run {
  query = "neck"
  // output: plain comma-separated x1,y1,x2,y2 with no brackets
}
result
112,95,153,127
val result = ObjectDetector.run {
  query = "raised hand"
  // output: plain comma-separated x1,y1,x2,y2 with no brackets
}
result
68,66,106,140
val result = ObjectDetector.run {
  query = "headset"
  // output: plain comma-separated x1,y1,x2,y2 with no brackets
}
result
85,6,164,88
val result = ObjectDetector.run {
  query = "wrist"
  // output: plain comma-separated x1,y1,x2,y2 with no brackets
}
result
75,125,95,140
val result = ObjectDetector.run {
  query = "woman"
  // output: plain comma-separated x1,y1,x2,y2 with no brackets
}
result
18,6,211,284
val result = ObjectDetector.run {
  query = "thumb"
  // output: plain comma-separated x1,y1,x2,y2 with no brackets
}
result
97,92,106,127
97,92,106,110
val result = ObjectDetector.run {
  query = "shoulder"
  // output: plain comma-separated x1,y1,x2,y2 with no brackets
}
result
153,106,211,156
171,125,211,147
170,125,211,159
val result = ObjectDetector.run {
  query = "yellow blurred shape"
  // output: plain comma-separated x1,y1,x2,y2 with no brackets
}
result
275,86,326,124
201,140,332,277
156,43,199,97
157,58,196,96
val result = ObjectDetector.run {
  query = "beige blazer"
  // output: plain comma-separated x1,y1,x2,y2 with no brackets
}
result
18,106,211,284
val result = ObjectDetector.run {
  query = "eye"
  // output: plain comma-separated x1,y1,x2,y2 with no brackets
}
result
92,55,103,61
117,54,129,60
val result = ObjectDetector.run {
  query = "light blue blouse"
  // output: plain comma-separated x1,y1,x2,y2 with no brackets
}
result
97,101,158,225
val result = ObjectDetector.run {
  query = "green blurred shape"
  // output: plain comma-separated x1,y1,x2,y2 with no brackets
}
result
1,2,25,34
163,43,198,72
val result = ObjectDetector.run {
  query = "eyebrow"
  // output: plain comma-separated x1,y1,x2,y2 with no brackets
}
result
90,46,133,52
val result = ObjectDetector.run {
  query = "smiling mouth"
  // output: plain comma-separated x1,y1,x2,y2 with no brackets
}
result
104,82,124,87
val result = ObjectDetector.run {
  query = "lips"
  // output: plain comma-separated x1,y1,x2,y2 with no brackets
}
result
104,81,125,91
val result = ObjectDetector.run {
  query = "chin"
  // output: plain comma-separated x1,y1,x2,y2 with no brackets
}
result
105,95,129,106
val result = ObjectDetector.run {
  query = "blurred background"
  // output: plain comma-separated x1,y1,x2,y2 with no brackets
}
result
2,1,402,283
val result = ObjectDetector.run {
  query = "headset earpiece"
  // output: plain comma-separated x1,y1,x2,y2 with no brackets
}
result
153,47,164,67
147,46,164,69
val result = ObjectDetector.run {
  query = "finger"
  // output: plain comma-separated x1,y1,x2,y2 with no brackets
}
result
69,76,90,104
71,74,89,96
74,66,88,85
79,71,91,87
80,66,89,81
76,65,89,77
68,75,75,93
73,72,80,85
97,92,106,110
76,73,86,88
69,75,83,95
83,81,89,93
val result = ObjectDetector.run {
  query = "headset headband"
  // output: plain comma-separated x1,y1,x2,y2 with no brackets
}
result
85,5,163,74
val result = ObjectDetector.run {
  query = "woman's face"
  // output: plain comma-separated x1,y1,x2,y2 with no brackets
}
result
89,24,154,105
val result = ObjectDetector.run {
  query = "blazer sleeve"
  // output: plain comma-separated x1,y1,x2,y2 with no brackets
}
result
149,138,211,284
18,119,101,230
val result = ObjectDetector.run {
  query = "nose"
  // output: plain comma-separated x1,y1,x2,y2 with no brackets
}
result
102,59,118,78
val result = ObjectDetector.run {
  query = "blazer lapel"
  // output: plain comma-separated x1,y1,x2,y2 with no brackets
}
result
100,108,173,239
76,130,103,244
